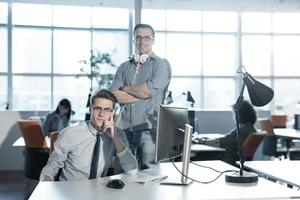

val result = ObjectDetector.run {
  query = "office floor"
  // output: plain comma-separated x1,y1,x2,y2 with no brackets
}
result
0,170,25,200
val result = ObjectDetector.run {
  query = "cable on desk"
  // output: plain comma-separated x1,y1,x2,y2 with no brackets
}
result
191,161,225,173
170,160,237,184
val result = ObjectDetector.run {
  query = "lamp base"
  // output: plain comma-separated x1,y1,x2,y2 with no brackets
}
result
225,171,258,183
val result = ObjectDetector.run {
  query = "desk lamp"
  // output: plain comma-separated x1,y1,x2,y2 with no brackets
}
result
186,91,195,107
225,66,274,183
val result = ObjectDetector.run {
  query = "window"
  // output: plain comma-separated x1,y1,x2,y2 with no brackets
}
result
202,34,236,76
0,28,7,73
53,76,90,120
0,76,7,110
242,35,272,76
13,28,51,73
166,32,201,76
0,2,7,24
273,36,300,76
273,13,300,33
92,30,129,65
53,5,91,28
202,11,237,32
92,7,129,29
241,12,271,33
12,3,52,26
53,30,91,74
203,78,235,109
168,77,201,107
13,76,51,110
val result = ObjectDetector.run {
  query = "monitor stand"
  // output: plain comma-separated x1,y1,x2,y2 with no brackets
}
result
160,124,193,185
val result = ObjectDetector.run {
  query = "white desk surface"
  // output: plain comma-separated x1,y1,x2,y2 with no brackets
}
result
274,128,300,139
191,144,225,152
12,136,50,147
29,160,300,200
244,160,300,189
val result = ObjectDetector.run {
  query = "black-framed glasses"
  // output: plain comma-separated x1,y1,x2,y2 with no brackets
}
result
92,106,113,114
134,35,154,42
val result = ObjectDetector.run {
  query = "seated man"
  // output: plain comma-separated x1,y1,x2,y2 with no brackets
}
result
200,100,257,165
40,89,138,181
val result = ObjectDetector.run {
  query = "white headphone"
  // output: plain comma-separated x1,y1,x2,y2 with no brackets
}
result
132,54,149,65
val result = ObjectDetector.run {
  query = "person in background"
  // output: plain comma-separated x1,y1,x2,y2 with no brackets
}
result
43,99,72,137
110,23,171,168
40,89,137,181
200,100,257,165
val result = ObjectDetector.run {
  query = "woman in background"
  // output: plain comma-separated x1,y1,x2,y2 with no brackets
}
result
43,99,72,137
200,100,257,165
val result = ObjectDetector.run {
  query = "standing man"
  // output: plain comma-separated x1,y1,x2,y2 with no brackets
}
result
110,24,172,168
40,89,137,181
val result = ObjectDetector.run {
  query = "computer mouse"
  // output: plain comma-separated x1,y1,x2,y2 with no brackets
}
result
106,179,125,189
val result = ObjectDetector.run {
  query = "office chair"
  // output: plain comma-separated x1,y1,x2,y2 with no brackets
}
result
50,131,59,153
271,115,287,128
258,118,286,159
243,131,269,161
17,119,50,199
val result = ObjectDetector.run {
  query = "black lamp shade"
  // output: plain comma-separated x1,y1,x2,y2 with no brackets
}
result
243,73,274,107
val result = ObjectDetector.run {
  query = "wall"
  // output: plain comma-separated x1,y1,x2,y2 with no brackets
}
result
0,111,48,171
193,109,271,134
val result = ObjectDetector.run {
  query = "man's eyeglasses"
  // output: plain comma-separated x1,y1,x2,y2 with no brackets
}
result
92,106,113,114
134,35,154,42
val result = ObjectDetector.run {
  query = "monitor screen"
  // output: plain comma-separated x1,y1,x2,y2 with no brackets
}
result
155,105,189,163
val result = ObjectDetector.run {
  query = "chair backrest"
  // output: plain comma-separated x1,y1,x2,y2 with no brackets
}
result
271,115,287,128
50,131,59,153
258,118,274,135
243,131,269,160
17,119,48,148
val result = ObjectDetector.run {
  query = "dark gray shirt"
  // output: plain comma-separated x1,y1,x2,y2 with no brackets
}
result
110,53,171,131
219,123,257,164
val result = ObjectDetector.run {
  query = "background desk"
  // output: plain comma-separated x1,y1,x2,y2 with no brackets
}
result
191,133,225,160
12,136,50,147
274,128,300,140
274,128,300,158
29,160,300,200
244,160,300,189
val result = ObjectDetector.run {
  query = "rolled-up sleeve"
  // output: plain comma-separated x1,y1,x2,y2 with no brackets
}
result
109,63,125,92
146,58,171,97
116,129,138,173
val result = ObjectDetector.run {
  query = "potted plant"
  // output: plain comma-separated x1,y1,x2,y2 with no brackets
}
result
79,49,116,120
79,49,116,93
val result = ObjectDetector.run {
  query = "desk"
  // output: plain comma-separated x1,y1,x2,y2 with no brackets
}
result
12,136,50,147
244,160,300,189
274,128,300,139
29,160,300,200
274,128,300,158
191,133,225,160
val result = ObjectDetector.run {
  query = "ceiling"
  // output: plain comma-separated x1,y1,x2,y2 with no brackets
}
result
2,0,300,12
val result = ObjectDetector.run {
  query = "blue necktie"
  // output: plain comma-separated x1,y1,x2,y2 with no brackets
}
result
89,133,101,179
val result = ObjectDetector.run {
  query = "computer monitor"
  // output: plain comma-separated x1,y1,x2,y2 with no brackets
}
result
155,105,193,185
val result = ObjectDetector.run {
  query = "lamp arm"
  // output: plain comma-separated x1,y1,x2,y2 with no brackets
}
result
234,81,246,176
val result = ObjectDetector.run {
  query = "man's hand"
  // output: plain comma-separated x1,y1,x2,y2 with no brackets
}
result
103,111,115,138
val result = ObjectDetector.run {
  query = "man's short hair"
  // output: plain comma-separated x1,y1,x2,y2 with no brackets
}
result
90,89,118,109
134,23,155,38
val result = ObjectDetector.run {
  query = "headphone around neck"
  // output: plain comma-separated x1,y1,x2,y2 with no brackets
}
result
132,54,149,64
